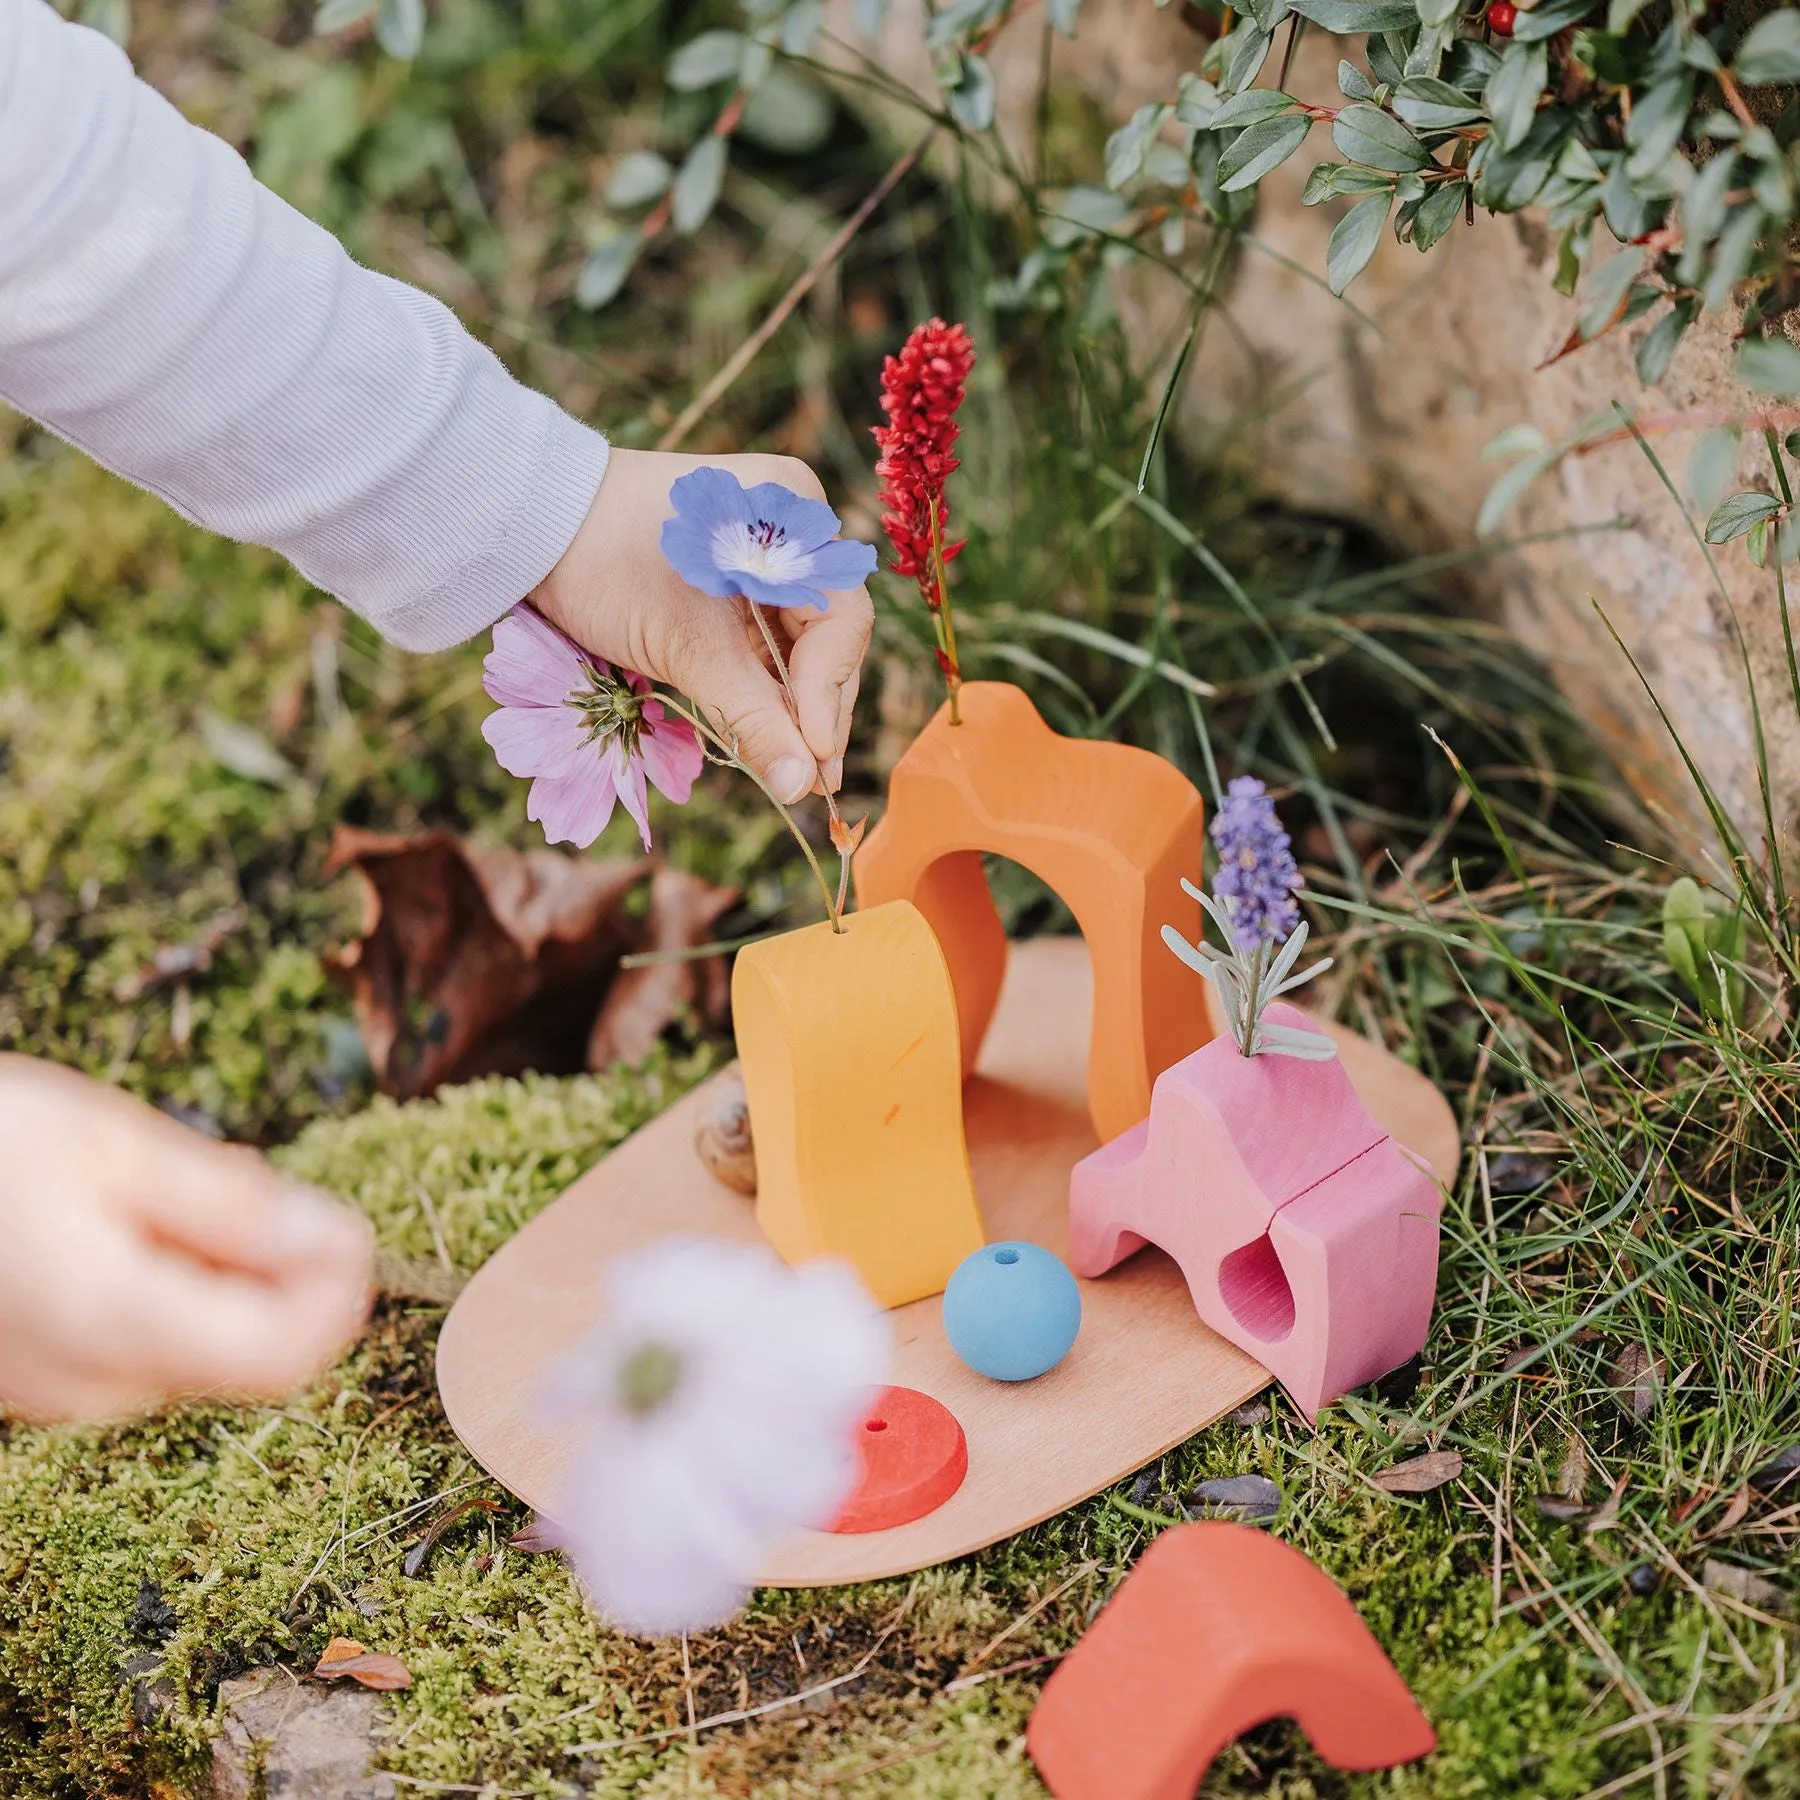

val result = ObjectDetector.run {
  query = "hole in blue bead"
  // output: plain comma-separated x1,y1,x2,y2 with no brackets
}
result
993,1248,1021,1265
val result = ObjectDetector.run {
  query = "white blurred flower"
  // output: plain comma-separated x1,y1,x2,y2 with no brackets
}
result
546,1236,890,1637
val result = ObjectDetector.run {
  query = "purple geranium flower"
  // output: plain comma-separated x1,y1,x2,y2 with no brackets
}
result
659,468,878,611
481,605,703,851
1210,776,1303,948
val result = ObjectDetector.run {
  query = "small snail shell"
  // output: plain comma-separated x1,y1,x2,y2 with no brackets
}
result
694,1073,757,1195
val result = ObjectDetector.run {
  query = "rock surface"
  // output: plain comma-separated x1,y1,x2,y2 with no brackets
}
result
825,0,1800,868
209,1669,395,1800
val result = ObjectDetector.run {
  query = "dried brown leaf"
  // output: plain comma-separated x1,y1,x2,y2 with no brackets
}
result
1607,1344,1663,1421
324,829,732,1100
1702,1559,1791,1615
828,813,867,857
1532,1493,1594,1524
506,1517,564,1555
588,865,737,1069
1697,1485,1752,1544
1372,1449,1463,1495
311,1637,413,1690
402,1499,506,1579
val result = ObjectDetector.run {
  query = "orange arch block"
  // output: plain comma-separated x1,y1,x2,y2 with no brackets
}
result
1028,1522,1435,1800
855,682,1209,1143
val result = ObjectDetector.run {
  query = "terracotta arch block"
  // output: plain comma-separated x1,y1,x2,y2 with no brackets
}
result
855,681,1209,1143
732,899,985,1307
1068,1002,1444,1419
1027,1522,1435,1800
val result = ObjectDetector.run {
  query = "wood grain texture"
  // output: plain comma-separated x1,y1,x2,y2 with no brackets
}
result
855,682,1210,1143
732,900,984,1306
435,939,1460,1587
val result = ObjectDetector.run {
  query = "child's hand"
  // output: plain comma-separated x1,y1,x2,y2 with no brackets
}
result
534,449,876,803
0,1057,373,1423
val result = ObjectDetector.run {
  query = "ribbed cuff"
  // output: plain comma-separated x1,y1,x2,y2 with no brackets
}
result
380,401,612,653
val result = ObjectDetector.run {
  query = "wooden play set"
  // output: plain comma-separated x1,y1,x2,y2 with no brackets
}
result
438,680,1459,1786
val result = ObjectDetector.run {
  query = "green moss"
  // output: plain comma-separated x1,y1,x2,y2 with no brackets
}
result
4,1063,1792,1797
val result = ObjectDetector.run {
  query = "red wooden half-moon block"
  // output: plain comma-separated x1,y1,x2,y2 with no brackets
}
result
827,1385,968,1534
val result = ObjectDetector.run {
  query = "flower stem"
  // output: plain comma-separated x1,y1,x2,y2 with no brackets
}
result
1238,941,1267,1058
926,498,962,725
658,694,844,932
749,602,857,920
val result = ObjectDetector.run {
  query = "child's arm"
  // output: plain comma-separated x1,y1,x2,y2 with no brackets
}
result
0,0,870,798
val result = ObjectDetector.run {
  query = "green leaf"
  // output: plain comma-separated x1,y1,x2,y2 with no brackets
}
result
575,230,644,310
1208,88,1297,132
1704,491,1783,544
1244,0,1291,30
668,30,746,90
1486,39,1547,153
1048,0,1083,31
1687,427,1742,514
1331,101,1428,171
1393,76,1484,131
945,53,998,130
1105,102,1167,187
604,150,673,208
1634,297,1698,385
670,135,728,233
1477,449,1557,537
1327,190,1392,294
1736,13,1800,86
1662,877,1744,1024
1511,0,1594,42
1738,336,1800,399
1577,245,1644,340
1702,205,1763,312
374,0,423,59
1677,150,1738,287
738,67,836,153
1624,75,1693,181
1175,73,1222,128
780,0,823,54
1606,0,1654,29
1218,113,1312,191
1223,23,1274,93
1338,59,1376,100
1414,0,1461,26
314,0,376,32
1286,0,1419,30
1408,177,1464,249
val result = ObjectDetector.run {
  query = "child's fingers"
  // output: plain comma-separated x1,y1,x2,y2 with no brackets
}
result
120,1252,371,1400
115,1118,372,1281
684,628,819,803
784,585,874,776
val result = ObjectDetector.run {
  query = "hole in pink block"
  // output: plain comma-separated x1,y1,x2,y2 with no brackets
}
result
865,1419,888,1433
1218,1231,1296,1343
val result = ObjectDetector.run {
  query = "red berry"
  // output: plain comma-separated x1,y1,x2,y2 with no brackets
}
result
1487,1,1516,33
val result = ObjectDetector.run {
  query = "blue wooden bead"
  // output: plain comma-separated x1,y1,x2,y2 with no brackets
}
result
942,1241,1081,1382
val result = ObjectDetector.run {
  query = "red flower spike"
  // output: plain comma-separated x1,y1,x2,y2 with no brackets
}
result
872,319,976,601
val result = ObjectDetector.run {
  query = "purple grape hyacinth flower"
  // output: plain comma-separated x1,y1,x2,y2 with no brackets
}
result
659,468,878,612
1210,775,1304,948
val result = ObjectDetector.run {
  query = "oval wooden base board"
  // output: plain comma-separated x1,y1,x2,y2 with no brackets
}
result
436,939,1460,1587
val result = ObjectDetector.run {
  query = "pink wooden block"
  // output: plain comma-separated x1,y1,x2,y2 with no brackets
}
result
1069,1002,1443,1418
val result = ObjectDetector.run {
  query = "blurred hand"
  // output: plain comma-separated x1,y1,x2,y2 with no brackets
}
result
0,1056,373,1423
534,448,876,804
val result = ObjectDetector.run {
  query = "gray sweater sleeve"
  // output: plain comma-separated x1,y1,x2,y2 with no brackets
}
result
0,0,610,651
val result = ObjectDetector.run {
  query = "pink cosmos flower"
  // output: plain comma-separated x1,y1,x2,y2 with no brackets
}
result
481,604,703,851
